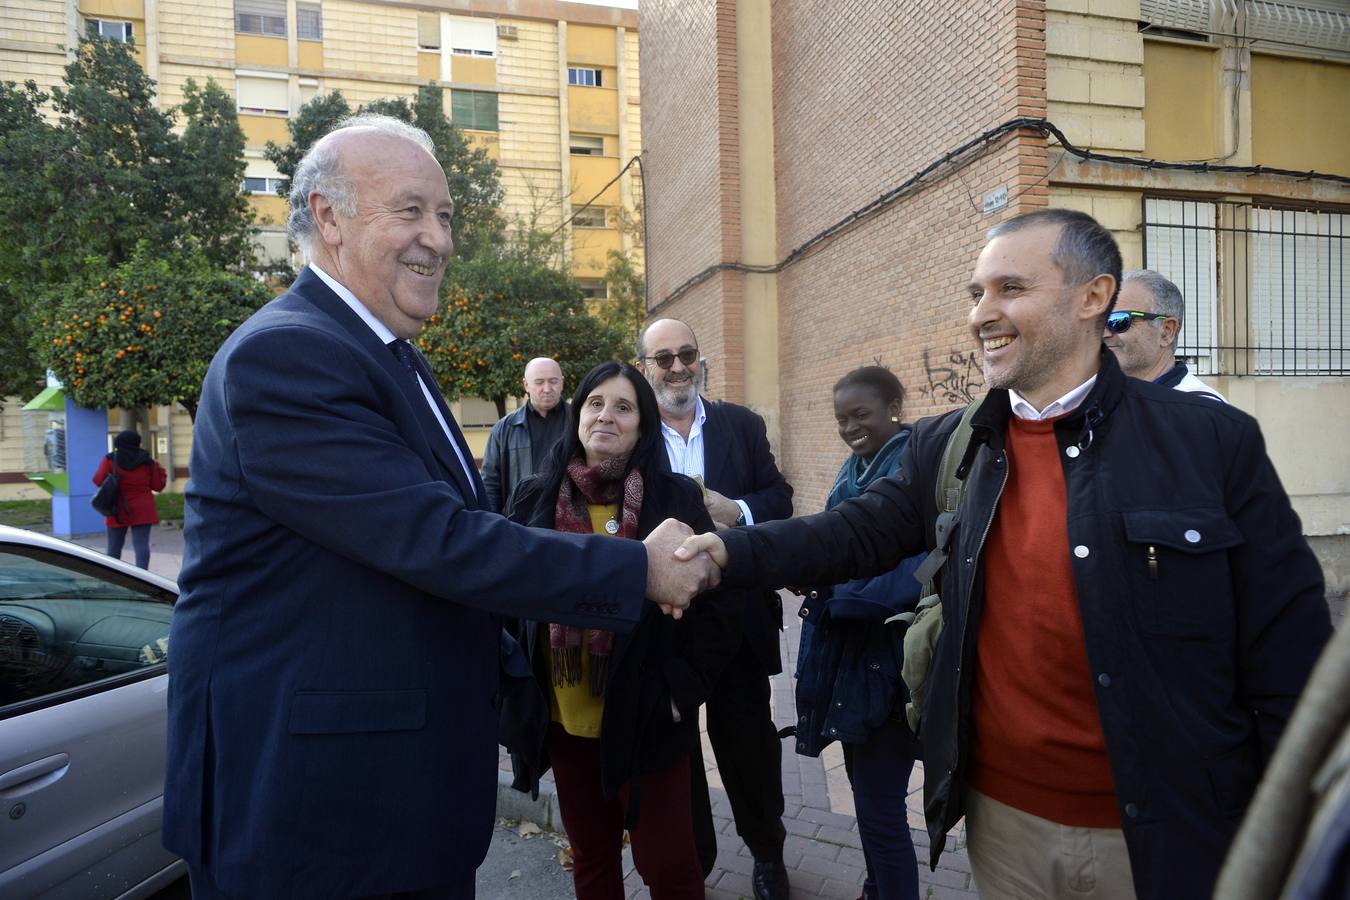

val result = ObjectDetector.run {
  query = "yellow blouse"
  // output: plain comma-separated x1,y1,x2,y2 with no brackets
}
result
546,502,621,738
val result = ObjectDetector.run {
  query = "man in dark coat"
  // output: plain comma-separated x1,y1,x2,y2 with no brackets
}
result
480,357,567,512
675,209,1331,900
638,318,794,900
164,115,716,900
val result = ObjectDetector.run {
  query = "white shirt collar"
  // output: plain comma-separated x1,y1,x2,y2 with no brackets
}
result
1008,373,1098,421
309,263,397,345
659,394,706,444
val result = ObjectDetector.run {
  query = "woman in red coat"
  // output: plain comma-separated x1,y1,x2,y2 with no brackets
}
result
92,429,167,569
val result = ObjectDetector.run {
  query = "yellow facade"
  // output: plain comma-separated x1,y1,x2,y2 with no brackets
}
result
0,0,641,494
1251,53,1350,178
1141,41,1218,162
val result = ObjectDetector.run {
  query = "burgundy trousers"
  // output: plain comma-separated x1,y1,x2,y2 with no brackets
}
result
547,723,706,900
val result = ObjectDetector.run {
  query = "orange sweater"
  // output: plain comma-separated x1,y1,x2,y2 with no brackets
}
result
966,415,1120,828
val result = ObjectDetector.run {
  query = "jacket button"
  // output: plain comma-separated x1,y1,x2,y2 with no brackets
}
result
799,715,807,723
869,662,880,670
835,701,843,708
1065,445,1080,459
808,590,819,600
801,607,810,617
1124,802,1139,818
1184,529,1201,543
1074,545,1090,558
828,727,837,735
1097,673,1111,687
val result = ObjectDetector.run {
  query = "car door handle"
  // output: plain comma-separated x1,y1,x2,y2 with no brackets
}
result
0,753,71,798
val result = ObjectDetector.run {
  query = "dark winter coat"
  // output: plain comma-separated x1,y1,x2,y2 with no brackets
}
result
503,466,743,824
719,350,1331,900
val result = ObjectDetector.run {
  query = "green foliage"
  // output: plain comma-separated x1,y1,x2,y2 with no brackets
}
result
33,243,271,420
265,84,504,259
0,37,258,404
418,253,627,417
598,249,648,358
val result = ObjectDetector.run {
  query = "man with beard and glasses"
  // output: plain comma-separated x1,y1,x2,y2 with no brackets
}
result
637,319,794,900
673,208,1330,900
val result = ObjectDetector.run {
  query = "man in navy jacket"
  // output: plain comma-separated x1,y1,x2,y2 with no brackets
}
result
163,115,714,899
675,210,1330,900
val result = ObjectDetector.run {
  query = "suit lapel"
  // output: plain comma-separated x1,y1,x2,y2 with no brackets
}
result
293,269,481,508
700,399,732,494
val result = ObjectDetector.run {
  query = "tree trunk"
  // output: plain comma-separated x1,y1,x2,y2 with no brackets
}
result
494,395,507,419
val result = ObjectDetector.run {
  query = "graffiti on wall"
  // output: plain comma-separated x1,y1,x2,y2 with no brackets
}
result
918,348,984,405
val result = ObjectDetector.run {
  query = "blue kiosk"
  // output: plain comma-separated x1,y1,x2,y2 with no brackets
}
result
23,384,108,537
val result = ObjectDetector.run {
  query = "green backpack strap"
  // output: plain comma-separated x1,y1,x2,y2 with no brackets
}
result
891,400,981,735
888,400,980,626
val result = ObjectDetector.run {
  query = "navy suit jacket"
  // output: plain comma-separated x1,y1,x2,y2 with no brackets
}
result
163,269,647,898
700,399,793,674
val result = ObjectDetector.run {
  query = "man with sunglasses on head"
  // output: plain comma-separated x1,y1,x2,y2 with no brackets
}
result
1103,269,1226,402
674,209,1330,900
637,318,794,900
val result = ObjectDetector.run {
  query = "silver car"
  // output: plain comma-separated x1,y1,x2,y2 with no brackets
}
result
0,525,184,898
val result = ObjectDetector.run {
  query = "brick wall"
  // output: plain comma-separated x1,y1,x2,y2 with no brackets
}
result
639,0,1048,511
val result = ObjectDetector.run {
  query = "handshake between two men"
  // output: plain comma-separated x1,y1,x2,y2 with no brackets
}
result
641,517,731,618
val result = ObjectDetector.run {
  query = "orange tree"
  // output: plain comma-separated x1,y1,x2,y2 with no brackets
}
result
34,244,271,420
418,252,626,418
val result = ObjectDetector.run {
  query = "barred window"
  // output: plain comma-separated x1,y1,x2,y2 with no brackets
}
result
236,0,286,37
296,3,322,41
1143,197,1348,376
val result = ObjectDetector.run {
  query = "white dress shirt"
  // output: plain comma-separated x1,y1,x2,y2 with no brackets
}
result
1008,373,1098,421
659,395,754,525
309,264,477,496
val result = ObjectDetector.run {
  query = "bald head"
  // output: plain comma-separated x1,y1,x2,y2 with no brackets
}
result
637,318,702,420
523,357,564,415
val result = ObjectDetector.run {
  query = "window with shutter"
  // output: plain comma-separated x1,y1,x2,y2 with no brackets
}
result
448,16,496,57
236,74,290,116
236,0,287,36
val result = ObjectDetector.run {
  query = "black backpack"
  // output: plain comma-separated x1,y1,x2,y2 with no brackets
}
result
90,454,125,517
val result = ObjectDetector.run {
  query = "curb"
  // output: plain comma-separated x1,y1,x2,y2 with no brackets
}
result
494,768,562,831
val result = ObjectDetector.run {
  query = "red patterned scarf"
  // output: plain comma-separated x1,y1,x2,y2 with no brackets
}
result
550,453,644,696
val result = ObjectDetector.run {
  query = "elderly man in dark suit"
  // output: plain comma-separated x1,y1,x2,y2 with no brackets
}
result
163,115,715,900
638,318,794,900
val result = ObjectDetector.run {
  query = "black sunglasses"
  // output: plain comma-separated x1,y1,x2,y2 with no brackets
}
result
641,348,699,370
1106,310,1171,334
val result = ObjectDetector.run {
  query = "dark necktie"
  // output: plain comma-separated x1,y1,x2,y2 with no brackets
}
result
389,339,421,386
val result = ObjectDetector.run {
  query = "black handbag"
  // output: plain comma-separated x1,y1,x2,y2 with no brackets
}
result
90,454,124,517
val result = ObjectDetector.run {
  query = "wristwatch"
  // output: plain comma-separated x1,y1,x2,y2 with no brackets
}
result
733,509,746,527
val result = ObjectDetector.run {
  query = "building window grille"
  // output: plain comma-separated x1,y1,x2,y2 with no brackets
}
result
1143,197,1348,376
236,0,287,37
296,3,322,40
86,19,134,42
450,90,498,131
568,67,603,87
569,134,605,156
572,207,608,229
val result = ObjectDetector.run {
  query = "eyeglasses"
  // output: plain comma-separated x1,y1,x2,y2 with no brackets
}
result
640,348,700,370
1106,310,1172,334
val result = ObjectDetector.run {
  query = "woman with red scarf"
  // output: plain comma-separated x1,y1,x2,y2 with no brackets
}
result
504,361,741,899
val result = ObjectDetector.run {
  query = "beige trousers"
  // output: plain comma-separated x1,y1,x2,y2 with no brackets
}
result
965,789,1138,900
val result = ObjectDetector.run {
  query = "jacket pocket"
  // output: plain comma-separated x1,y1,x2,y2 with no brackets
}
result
288,689,427,734
1122,508,1243,639
1206,741,1259,818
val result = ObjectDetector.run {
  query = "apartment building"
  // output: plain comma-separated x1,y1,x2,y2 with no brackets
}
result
0,0,641,495
639,0,1349,588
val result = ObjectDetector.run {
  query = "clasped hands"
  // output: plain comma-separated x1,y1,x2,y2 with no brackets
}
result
641,518,732,618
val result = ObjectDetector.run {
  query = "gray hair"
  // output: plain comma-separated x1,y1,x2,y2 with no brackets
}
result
1122,269,1185,349
287,113,437,254
987,208,1123,315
